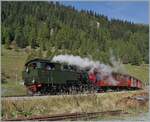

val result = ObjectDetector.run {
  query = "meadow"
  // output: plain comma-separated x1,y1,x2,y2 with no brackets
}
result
1,46,27,96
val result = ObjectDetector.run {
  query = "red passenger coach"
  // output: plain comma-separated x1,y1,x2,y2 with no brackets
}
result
88,72,143,91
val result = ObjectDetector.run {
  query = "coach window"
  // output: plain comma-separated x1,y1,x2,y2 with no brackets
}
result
131,77,134,82
126,76,129,81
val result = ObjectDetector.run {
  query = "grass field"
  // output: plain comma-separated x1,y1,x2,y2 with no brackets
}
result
1,46,28,82
1,46,149,96
124,64,149,85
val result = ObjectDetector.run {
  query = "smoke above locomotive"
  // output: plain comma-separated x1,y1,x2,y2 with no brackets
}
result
52,54,116,83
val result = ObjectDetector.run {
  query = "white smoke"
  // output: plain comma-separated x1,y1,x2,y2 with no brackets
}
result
52,54,117,83
109,50,126,73
52,54,111,71
53,54,102,68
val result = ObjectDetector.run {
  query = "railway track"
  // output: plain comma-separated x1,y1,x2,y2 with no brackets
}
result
2,110,128,121
2,90,143,100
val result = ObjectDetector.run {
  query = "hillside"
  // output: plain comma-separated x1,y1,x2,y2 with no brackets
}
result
1,1,149,65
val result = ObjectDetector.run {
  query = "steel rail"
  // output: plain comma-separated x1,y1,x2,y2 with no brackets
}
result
2,110,129,121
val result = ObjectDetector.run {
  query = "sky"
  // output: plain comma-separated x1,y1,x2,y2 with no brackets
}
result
60,1,149,24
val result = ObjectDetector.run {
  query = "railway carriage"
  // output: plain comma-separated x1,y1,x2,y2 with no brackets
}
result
88,72,142,91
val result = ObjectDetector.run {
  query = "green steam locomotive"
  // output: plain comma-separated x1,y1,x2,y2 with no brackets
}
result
22,58,93,95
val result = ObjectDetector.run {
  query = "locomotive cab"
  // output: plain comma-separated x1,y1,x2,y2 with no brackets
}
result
22,59,59,94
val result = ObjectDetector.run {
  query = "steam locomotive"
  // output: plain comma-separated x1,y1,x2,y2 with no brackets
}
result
22,58,143,95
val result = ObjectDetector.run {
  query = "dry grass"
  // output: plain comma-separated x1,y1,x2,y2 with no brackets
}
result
2,90,148,120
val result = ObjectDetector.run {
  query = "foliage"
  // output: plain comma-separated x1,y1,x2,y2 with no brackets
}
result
1,1,149,64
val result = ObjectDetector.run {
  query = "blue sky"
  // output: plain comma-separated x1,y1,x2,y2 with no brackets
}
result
60,1,149,24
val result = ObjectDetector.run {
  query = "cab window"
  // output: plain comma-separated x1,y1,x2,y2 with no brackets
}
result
28,62,37,69
45,63,55,70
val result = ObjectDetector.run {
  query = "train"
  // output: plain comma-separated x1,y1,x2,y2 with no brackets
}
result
22,58,143,95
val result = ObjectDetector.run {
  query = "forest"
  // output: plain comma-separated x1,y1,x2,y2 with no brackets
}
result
1,1,149,65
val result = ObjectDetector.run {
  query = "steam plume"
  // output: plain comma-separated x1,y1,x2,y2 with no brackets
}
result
52,54,116,83
109,50,126,73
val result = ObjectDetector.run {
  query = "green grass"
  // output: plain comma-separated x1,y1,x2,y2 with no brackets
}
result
124,64,149,85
